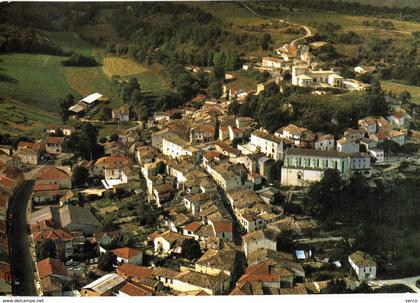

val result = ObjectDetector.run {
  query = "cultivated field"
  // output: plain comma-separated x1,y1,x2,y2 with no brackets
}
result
103,57,149,77
102,57,168,95
0,98,61,137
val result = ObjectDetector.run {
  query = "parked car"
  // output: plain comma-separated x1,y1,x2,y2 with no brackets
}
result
65,259,74,266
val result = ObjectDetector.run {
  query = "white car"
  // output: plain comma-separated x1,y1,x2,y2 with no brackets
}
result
65,260,74,266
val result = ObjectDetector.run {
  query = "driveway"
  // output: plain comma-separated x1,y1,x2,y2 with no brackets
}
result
7,180,37,296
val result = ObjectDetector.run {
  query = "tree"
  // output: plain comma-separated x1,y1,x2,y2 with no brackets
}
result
305,169,344,217
72,166,89,188
181,238,202,261
322,279,348,294
270,161,282,181
61,53,99,67
68,123,102,160
109,134,119,142
170,112,182,120
98,252,117,271
261,33,272,51
399,90,412,104
98,107,112,122
212,65,225,82
59,94,75,123
38,239,56,260
208,81,222,99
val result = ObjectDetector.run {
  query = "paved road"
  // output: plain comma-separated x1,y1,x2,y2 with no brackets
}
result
7,180,37,296
370,276,420,293
242,3,313,46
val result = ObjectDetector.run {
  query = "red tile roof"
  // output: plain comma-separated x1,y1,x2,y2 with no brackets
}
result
238,273,280,283
37,258,66,279
147,231,161,241
212,221,233,233
116,263,154,279
112,247,142,260
184,221,202,233
46,137,65,144
36,166,70,180
119,281,152,296
96,156,129,164
17,141,42,151
245,260,270,275
0,177,14,189
0,193,9,208
33,228,73,242
203,151,221,161
33,183,60,191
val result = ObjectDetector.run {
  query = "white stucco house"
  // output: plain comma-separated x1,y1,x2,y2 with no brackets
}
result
348,251,376,281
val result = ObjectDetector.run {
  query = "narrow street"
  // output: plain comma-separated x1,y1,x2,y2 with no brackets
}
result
7,180,37,296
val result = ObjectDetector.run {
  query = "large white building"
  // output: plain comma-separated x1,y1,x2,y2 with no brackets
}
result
292,66,344,88
281,148,351,187
250,130,284,161
162,134,199,160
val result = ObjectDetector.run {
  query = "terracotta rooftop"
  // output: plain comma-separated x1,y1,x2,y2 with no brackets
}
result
117,263,153,279
184,221,202,233
33,228,72,242
33,183,59,192
119,281,152,296
112,247,142,260
37,258,66,279
212,221,233,233
36,166,70,180
45,136,65,145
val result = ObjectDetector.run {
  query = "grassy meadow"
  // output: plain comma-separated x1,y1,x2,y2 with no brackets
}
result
0,98,61,137
381,80,420,104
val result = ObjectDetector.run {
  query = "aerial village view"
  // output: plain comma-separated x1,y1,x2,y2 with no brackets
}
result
0,1,419,301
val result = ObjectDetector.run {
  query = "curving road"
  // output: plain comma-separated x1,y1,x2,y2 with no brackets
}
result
242,3,313,46
7,180,37,296
370,276,420,293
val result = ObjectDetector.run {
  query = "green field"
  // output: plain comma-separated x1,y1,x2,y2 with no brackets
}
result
0,98,61,137
0,53,81,111
46,31,94,56
381,80,420,104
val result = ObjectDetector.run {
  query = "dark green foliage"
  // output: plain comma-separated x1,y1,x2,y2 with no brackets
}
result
322,279,348,294
170,112,182,120
181,238,202,261
261,33,273,51
98,107,112,122
136,202,161,227
58,94,75,123
38,239,57,260
0,24,65,55
208,81,223,99
68,123,103,160
100,213,118,232
305,171,420,278
362,19,395,30
72,166,89,188
98,252,117,271
109,133,119,142
61,53,99,67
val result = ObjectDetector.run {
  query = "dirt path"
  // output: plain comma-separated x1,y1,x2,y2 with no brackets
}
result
242,3,313,46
